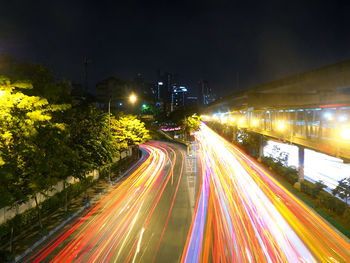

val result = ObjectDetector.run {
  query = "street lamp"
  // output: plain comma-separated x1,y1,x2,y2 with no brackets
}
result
277,121,285,131
340,126,350,140
108,97,112,184
129,94,137,104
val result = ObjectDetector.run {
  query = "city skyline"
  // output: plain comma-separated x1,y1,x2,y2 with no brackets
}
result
1,1,349,97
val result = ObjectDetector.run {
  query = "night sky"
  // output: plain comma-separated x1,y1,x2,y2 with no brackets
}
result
1,0,349,97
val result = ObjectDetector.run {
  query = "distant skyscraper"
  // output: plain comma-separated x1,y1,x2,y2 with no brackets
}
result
157,70,178,112
186,96,198,106
199,79,215,104
171,85,187,111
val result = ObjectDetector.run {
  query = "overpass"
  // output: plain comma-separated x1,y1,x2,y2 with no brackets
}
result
201,59,350,181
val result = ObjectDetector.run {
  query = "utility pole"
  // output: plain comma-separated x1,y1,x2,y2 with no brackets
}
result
83,57,90,92
108,97,111,184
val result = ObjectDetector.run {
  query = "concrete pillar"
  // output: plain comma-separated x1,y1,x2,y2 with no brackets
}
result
258,134,264,161
298,146,305,182
232,126,237,142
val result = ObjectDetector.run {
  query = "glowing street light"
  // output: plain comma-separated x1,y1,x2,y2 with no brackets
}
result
277,121,285,131
340,127,350,140
252,119,259,127
338,115,347,122
129,94,137,104
324,112,333,120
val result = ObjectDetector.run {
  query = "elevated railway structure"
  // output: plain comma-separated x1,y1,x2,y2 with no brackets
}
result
202,60,350,181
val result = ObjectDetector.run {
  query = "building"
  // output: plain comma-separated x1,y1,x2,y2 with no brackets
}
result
199,79,216,104
186,96,199,106
171,85,187,111
157,70,179,111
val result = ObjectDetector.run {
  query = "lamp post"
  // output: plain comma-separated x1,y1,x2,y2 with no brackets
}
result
129,93,137,104
108,97,111,183
107,94,137,183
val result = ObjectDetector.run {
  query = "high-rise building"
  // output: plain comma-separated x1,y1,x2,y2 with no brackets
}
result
171,85,187,111
186,96,198,106
157,71,178,112
199,79,216,104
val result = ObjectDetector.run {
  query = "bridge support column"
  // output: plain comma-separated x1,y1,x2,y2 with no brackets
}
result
232,126,237,142
294,146,305,190
298,146,305,182
258,134,264,161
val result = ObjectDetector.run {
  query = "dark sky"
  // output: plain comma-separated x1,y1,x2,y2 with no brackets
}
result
1,0,349,97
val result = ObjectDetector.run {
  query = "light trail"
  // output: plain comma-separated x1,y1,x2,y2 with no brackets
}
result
26,141,185,263
182,123,350,263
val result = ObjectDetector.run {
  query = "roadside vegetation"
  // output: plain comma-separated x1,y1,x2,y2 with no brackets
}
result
0,55,150,258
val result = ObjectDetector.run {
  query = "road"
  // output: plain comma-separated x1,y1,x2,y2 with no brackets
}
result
22,128,350,263
182,124,350,262
24,141,197,263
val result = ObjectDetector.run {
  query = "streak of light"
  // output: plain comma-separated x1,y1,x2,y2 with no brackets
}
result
182,123,350,263
26,141,185,263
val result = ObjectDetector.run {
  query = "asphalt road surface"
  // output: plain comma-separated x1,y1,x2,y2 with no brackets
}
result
20,128,350,263
24,141,198,263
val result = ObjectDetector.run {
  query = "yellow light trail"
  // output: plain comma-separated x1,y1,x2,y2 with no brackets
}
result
182,123,350,263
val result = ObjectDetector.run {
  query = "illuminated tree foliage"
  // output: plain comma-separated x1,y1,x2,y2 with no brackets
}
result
110,114,151,151
0,59,151,239
0,54,71,103
182,115,201,136
0,76,71,229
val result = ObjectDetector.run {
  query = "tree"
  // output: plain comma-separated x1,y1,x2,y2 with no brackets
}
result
0,54,71,104
312,180,326,198
65,104,115,199
110,114,150,150
332,177,350,205
0,76,71,244
182,115,201,137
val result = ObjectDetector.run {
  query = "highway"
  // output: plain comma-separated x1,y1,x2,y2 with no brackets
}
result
24,141,196,263
22,128,350,263
182,123,350,262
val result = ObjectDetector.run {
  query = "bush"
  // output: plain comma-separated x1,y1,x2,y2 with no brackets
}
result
274,164,288,176
312,181,326,198
261,156,298,185
319,190,346,215
301,180,315,196
333,198,346,216
284,168,298,185
261,156,275,168
344,209,350,224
